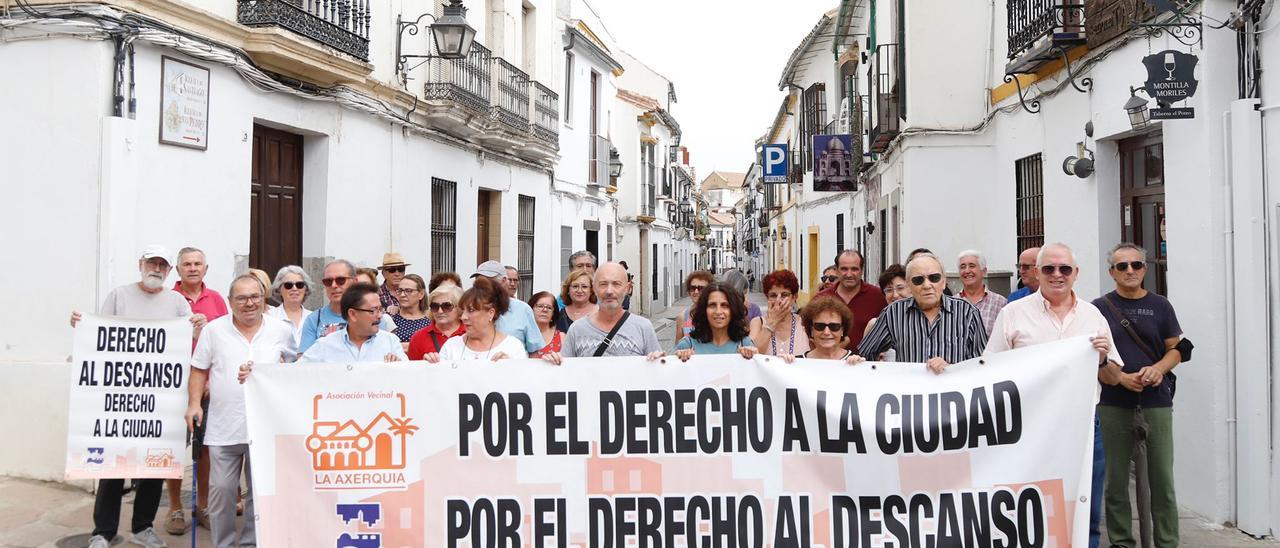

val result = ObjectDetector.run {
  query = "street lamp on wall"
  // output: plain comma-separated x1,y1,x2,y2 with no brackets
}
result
608,145,623,179
395,0,478,77
1124,86,1153,131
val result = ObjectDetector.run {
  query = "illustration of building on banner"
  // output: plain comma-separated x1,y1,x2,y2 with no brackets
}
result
307,392,417,490
337,503,382,548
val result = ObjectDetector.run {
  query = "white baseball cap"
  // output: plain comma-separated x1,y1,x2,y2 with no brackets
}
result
139,245,172,264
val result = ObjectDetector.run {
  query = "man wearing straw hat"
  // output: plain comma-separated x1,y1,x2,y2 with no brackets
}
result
378,252,410,316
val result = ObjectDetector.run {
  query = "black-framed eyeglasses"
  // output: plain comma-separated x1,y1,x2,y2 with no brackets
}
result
811,322,843,332
688,285,707,293
910,273,943,286
1040,264,1075,276
280,281,306,290
821,275,838,283
395,287,420,294
382,266,405,274
1112,261,1146,272
428,302,455,312
352,306,384,315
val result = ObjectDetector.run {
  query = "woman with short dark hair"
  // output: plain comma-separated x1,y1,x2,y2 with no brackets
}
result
782,296,865,365
750,270,809,357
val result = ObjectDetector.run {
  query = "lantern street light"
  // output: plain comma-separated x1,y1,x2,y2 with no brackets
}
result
1125,86,1152,131
395,0,478,77
608,145,623,179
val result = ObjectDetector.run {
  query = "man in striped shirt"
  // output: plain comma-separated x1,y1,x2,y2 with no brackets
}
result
857,253,988,371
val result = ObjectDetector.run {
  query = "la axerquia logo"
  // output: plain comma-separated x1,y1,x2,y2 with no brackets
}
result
305,391,418,490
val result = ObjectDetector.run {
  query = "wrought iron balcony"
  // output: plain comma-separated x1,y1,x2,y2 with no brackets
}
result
490,57,531,133
589,134,610,185
866,43,902,154
424,42,492,115
532,82,559,146
238,0,370,60
1006,0,1086,70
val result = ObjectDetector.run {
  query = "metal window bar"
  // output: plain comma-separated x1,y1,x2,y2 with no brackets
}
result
532,82,559,145
1015,154,1045,252
425,41,492,115
867,43,902,154
431,177,457,273
237,0,370,60
490,57,531,133
1006,0,1086,60
517,195,536,300
589,134,610,184
644,144,657,216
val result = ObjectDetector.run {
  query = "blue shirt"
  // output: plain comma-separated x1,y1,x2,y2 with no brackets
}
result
497,298,546,354
674,336,749,355
299,330,408,363
1007,286,1033,303
298,305,395,352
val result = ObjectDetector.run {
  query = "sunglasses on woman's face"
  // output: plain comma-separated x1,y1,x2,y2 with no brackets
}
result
811,322,843,333
1040,264,1075,276
280,281,306,290
1112,261,1146,272
821,275,838,283
909,273,943,286
428,302,455,312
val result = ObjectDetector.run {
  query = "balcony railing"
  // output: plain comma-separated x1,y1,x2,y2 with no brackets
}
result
1007,0,1086,65
490,57,531,133
238,0,370,60
866,43,902,154
532,82,559,145
425,42,492,115
589,134,610,185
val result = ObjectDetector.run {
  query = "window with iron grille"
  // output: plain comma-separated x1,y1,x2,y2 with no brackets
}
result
1015,154,1045,252
560,226,573,282
836,213,845,252
642,143,656,216
517,195,535,300
801,83,827,172
431,177,457,273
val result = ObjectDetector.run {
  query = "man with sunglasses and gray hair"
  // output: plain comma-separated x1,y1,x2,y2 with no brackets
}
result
1092,242,1184,548
857,252,988,370
298,259,394,352
984,241,1126,548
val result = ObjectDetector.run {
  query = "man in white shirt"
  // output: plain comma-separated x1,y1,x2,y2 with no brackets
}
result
186,274,297,548
300,283,407,363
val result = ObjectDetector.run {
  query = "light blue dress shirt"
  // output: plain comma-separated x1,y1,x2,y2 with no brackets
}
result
298,305,395,352
299,330,408,363
496,298,546,354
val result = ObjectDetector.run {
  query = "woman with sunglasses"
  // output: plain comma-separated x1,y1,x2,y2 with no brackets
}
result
423,276,527,363
391,274,430,350
528,291,563,358
407,284,465,360
750,270,809,357
674,283,758,361
558,270,597,332
676,270,715,345
267,265,313,347
781,296,865,364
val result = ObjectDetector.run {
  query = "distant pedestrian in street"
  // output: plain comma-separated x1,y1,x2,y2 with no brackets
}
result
676,270,715,344
391,274,431,349
1007,246,1041,302
1094,243,1185,548
957,249,1007,335
300,282,407,363
747,270,756,291
377,252,409,314
471,261,545,354
424,276,528,362
187,274,296,548
267,265,313,348
674,283,758,360
542,262,664,361
504,265,521,298
558,270,597,332
406,284,465,359
985,242,1125,548
780,296,865,364
70,245,200,548
816,249,887,351
818,265,838,294
750,270,810,358
858,253,988,371
529,291,563,358
298,260,394,352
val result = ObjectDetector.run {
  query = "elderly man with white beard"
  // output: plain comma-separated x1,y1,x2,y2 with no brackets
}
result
69,244,207,548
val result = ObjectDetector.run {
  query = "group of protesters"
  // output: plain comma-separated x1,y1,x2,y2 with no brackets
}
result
70,240,1188,548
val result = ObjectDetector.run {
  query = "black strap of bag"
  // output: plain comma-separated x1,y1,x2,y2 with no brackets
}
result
429,330,443,352
1100,295,1161,362
593,312,631,357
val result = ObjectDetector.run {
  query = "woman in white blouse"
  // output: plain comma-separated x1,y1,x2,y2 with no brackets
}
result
266,265,312,347
424,276,527,362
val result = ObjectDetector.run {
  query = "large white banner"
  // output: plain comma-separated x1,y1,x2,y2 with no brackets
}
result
246,337,1097,547
66,314,191,480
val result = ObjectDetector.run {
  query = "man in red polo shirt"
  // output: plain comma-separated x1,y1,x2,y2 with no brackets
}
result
169,246,227,534
816,249,886,351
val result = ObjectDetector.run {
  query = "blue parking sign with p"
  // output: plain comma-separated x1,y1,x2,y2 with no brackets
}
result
762,144,789,183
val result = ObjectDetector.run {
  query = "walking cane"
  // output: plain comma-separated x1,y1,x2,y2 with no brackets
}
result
191,416,199,548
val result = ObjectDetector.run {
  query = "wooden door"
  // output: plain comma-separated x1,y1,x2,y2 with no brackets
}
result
477,191,492,263
250,124,303,278
1119,133,1167,294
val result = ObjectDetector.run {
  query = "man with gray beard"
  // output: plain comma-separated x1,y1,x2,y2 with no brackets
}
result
69,244,206,548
